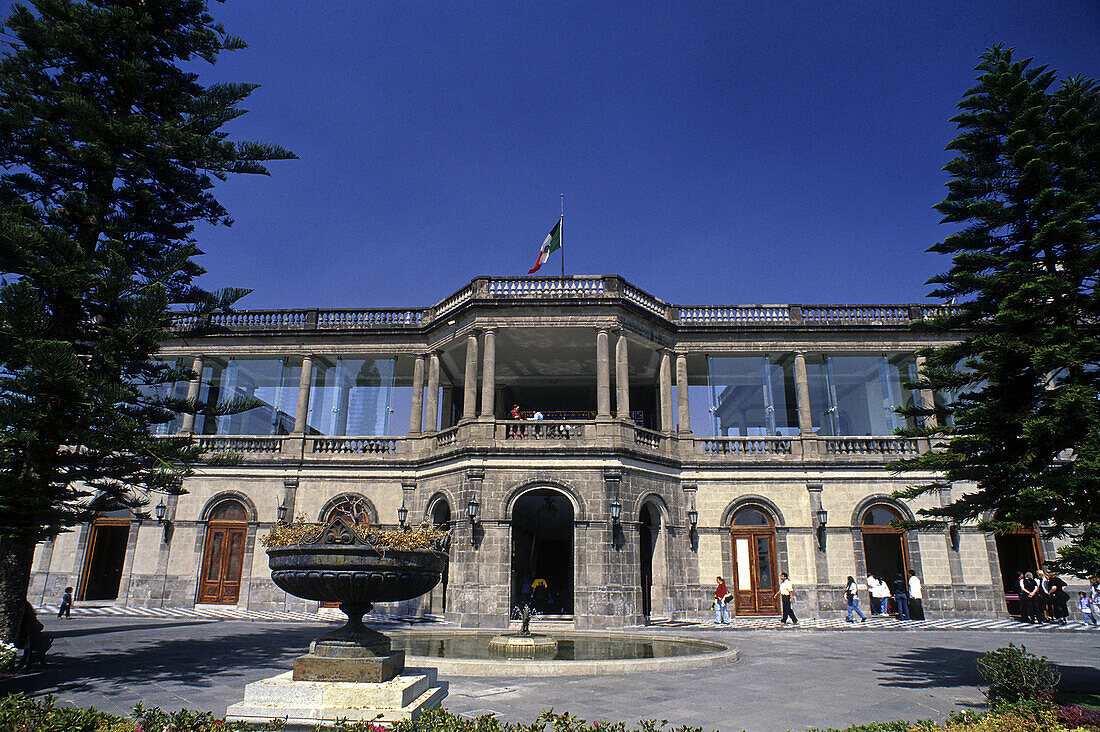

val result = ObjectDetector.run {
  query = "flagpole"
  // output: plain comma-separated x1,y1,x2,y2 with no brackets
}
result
560,193,565,278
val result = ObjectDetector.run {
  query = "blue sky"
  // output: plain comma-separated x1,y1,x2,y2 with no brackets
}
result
190,1,1100,310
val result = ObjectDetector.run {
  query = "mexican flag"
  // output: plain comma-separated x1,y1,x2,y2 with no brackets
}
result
527,218,562,274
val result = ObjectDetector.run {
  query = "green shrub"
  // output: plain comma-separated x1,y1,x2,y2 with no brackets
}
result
391,709,710,732
0,640,17,672
976,644,1061,705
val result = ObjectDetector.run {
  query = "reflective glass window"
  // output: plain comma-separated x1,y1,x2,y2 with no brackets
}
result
196,358,301,436
141,359,191,435
307,358,398,436
706,355,798,437
862,505,902,526
732,508,771,526
805,354,917,435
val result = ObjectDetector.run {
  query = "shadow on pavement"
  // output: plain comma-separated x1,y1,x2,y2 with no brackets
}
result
48,620,220,640
877,645,1100,693
1,623,327,698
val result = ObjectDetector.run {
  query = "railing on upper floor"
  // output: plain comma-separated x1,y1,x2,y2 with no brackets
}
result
309,436,402,454
820,436,921,456
193,435,283,453
498,420,588,441
699,436,794,455
167,275,959,334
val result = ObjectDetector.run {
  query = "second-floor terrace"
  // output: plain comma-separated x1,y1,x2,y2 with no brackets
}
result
155,276,957,466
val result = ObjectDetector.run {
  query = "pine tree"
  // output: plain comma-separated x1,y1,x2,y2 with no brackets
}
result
0,0,294,642
896,46,1100,578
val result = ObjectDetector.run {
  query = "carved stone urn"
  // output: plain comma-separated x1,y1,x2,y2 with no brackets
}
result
266,516,447,683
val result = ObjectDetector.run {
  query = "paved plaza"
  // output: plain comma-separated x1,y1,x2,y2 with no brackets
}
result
2,611,1098,732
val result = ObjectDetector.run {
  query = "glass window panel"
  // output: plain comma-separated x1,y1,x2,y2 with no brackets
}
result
863,506,901,526
755,536,774,590
806,355,916,435
225,531,244,581
141,359,191,435
733,508,770,526
197,358,300,436
205,533,224,581
706,356,797,437
210,501,247,522
735,538,752,590
307,358,398,435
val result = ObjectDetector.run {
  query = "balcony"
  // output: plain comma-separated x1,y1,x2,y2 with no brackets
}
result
177,422,927,466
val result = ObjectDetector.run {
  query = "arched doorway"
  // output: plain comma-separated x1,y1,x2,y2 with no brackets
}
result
198,499,248,604
994,523,1043,617
638,502,668,620
511,488,574,617
429,499,451,614
78,509,132,601
729,506,779,615
861,504,910,588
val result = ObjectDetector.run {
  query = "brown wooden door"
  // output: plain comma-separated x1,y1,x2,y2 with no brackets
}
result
199,522,247,604
730,530,779,615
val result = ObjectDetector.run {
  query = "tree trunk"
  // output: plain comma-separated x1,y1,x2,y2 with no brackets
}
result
0,537,37,644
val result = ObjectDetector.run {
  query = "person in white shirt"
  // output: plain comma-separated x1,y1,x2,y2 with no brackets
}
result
774,572,798,624
907,570,925,620
868,574,891,615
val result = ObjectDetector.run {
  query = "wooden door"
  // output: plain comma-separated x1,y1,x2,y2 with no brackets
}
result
198,522,247,604
730,530,779,615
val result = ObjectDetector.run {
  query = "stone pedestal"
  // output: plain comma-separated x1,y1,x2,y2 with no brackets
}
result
226,669,447,729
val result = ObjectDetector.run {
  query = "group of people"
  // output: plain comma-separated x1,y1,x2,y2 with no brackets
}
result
864,571,924,620
507,404,544,439
715,572,924,625
1016,568,1074,624
1077,580,1100,626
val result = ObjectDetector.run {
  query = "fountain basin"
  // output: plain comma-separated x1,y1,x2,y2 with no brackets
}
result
488,632,559,659
390,630,738,677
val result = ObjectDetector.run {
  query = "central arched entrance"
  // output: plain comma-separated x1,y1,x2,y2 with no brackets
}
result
429,498,451,614
994,522,1043,618
511,488,574,617
198,499,248,605
639,501,668,620
861,504,910,588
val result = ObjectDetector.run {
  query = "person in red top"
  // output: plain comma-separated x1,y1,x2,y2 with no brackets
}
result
714,576,731,624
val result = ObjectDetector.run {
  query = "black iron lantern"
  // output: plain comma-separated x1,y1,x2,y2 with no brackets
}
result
397,504,409,528
949,522,961,551
687,505,698,529
155,500,167,523
816,508,828,528
609,498,622,523
277,501,288,523
467,496,480,522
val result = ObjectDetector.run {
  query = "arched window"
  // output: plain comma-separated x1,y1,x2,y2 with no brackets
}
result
729,506,778,616
323,495,374,529
862,505,902,527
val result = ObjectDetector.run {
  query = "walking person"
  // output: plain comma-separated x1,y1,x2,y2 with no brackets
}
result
57,586,73,619
907,570,925,620
775,572,798,625
714,576,731,624
845,576,867,623
869,574,890,615
1036,568,1052,623
1048,574,1070,625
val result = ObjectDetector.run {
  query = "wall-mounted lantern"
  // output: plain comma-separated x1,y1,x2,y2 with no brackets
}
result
397,504,409,529
466,496,480,523
609,498,622,524
277,501,289,523
949,522,961,551
687,504,698,530
815,508,828,551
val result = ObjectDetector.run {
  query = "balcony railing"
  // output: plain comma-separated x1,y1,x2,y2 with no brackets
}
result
168,276,956,334
169,425,927,463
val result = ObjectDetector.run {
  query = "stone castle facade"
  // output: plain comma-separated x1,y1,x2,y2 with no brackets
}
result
29,275,1055,627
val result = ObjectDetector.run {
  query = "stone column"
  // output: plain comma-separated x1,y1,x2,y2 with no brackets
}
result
793,352,814,435
424,353,440,433
292,355,314,434
615,332,630,419
480,329,496,419
462,333,479,421
179,354,204,434
676,353,691,433
916,354,938,429
659,349,673,432
596,329,612,420
408,354,426,435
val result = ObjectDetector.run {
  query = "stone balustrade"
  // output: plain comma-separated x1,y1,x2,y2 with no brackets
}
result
168,276,957,334
170,425,927,464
